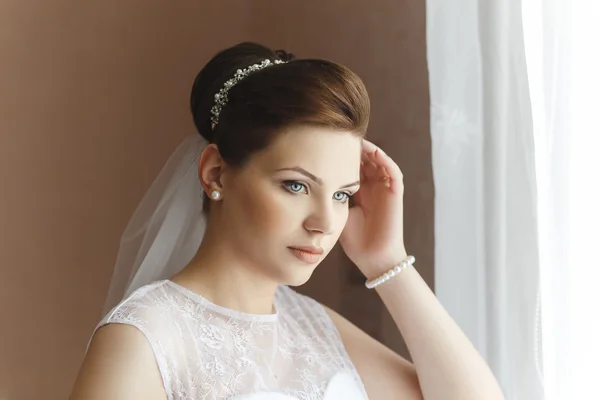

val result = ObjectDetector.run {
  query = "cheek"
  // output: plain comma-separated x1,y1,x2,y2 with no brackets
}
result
333,208,350,236
236,183,292,235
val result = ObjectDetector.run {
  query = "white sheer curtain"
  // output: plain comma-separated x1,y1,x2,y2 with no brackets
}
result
523,1,600,399
427,0,600,398
428,0,600,398
426,0,543,398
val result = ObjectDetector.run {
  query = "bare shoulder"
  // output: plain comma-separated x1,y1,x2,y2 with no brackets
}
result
69,323,167,400
323,305,423,400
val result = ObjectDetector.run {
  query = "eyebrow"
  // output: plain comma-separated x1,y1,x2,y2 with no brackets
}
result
276,167,360,189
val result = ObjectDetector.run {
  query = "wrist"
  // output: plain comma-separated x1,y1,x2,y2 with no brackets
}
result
363,253,414,290
359,250,408,279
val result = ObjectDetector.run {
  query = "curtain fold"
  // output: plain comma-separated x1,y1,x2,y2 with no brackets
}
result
524,0,600,398
426,0,544,398
429,0,600,398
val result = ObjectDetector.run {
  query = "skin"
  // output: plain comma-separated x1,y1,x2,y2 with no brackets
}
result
70,125,505,399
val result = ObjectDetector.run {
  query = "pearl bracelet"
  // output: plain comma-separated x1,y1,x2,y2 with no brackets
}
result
365,255,416,289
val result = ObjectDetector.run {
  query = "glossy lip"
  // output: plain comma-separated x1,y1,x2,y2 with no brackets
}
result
288,245,324,255
287,246,324,264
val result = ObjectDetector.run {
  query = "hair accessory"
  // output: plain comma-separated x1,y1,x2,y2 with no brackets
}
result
210,58,287,129
365,255,416,289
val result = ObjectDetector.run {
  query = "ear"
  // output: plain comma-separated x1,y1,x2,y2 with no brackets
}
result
198,144,225,196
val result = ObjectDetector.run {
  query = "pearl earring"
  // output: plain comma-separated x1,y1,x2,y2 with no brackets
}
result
210,190,221,200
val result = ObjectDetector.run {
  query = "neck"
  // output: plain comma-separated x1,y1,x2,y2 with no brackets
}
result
170,219,279,316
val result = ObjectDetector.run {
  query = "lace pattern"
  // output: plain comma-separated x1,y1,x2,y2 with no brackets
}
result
92,280,367,400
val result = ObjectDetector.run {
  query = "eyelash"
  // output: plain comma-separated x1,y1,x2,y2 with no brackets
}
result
282,180,353,204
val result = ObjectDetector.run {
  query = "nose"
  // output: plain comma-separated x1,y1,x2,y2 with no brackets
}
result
303,201,336,236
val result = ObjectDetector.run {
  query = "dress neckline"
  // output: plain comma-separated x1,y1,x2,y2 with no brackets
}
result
164,280,280,322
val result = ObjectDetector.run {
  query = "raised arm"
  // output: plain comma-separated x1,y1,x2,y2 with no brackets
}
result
336,139,505,400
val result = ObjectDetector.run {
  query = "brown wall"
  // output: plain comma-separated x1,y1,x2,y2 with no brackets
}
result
0,1,431,399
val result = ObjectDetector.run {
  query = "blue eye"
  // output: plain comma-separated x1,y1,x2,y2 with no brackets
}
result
282,181,351,204
334,192,351,203
283,181,308,194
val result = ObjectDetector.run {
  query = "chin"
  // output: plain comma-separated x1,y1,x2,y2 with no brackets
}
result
267,249,325,286
272,261,319,287
281,273,314,287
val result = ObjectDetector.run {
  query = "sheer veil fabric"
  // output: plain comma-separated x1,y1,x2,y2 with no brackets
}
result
103,134,208,314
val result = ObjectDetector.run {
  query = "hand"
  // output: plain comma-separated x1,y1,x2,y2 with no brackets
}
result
339,140,407,279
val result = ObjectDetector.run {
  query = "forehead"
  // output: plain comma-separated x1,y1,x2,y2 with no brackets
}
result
258,126,362,171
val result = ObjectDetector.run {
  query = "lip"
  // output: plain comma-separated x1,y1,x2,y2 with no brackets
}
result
288,246,324,255
288,246,324,264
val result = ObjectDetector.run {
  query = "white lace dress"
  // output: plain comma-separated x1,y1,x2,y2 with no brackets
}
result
91,280,368,400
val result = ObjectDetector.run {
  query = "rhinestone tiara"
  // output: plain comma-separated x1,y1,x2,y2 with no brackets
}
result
210,58,287,129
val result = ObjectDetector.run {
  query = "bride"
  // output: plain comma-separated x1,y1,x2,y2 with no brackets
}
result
69,42,504,400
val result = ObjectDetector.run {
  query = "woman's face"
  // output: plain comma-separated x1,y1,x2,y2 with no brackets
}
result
221,126,362,286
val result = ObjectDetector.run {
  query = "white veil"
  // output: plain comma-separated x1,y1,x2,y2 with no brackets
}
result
102,133,209,314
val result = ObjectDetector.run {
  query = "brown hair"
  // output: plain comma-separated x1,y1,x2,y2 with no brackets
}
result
190,42,370,210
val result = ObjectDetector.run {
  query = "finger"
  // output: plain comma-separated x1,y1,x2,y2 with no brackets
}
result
366,145,404,193
365,143,402,179
361,139,378,161
361,148,375,163
373,151,403,193
377,164,391,187
361,139,379,153
361,159,381,181
361,141,393,185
